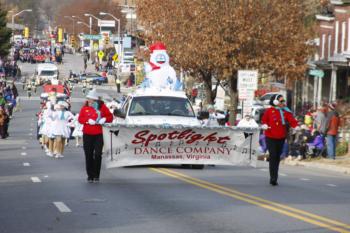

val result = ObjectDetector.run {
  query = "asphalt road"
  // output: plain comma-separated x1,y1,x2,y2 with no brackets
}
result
0,58,349,233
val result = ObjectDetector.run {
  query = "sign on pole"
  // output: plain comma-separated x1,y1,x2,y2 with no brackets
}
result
238,70,258,90
238,70,258,117
83,34,102,40
309,69,324,78
98,50,104,62
98,20,116,27
112,53,119,62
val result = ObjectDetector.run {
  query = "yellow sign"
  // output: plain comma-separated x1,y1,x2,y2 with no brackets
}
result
98,51,105,59
112,53,118,61
58,28,63,43
24,27,29,38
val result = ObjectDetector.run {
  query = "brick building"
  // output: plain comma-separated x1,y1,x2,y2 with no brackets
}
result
311,0,350,106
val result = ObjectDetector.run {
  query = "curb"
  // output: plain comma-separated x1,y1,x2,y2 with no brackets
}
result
283,160,350,175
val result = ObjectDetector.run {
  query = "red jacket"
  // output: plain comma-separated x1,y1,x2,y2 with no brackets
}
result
261,107,298,139
78,103,113,135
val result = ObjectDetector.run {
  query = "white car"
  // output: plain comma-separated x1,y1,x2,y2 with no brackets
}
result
35,63,59,84
114,88,201,127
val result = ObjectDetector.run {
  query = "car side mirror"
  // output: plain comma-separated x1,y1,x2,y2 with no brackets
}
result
113,108,126,119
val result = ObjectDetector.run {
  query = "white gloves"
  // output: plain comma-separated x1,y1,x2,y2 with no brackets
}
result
98,117,106,125
294,126,301,131
88,119,96,125
261,124,269,130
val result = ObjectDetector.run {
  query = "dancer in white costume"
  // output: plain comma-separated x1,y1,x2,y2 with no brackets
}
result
51,101,74,158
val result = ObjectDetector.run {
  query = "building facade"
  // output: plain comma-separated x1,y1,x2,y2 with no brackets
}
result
311,0,350,106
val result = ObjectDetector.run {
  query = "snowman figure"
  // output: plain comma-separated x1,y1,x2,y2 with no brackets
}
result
143,42,180,90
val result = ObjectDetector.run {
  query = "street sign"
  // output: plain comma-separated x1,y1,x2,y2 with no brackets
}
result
98,20,116,27
239,89,255,100
238,70,258,90
83,34,102,40
98,51,105,60
309,69,324,78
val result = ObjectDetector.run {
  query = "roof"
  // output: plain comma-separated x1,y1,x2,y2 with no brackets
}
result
37,63,58,70
131,87,188,98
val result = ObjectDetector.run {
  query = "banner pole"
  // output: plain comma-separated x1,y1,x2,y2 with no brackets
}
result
109,130,113,161
249,133,253,160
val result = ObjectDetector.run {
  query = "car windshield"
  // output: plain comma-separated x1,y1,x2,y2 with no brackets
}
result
129,96,195,117
40,70,56,76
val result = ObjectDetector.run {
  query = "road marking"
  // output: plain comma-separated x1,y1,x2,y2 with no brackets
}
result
327,184,337,187
21,152,27,156
53,202,72,213
23,162,30,167
31,177,41,183
22,146,27,150
28,133,33,136
300,178,310,181
280,173,287,177
150,168,350,233
44,175,49,178
30,128,33,131
259,168,268,172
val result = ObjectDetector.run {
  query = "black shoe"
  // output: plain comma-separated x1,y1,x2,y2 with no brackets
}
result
270,181,278,186
93,178,99,183
87,178,93,183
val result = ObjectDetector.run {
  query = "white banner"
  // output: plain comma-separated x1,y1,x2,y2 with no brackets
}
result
102,125,260,168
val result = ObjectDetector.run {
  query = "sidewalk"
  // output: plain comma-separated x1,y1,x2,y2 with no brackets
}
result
282,155,350,175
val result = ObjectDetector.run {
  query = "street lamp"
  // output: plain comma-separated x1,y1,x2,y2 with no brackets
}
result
64,16,75,35
12,9,32,42
77,21,91,34
84,13,102,33
99,12,121,58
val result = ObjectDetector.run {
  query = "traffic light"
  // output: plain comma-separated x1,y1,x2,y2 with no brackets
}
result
71,35,75,44
105,36,110,45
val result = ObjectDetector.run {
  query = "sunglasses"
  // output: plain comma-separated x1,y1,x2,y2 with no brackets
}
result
279,100,285,103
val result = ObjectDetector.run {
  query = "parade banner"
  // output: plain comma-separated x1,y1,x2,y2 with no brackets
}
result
102,124,260,168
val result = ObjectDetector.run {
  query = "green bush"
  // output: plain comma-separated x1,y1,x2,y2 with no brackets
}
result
336,141,349,157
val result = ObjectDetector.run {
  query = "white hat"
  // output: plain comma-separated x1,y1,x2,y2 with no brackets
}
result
86,89,100,100
58,101,69,109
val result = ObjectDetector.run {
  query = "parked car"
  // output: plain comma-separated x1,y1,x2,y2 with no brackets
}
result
79,73,108,85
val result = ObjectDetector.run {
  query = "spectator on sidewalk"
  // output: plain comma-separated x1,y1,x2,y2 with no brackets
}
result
307,130,325,158
261,94,299,186
314,105,328,135
326,102,340,160
0,105,8,139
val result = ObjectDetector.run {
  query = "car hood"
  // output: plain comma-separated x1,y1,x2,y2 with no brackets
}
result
125,115,202,127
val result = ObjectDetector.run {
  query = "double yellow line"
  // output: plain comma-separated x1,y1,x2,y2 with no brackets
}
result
150,167,350,233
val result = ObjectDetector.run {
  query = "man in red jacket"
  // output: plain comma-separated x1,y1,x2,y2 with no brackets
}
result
78,89,113,183
261,94,299,186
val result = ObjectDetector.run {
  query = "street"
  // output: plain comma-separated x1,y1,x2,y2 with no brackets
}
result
0,57,349,233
